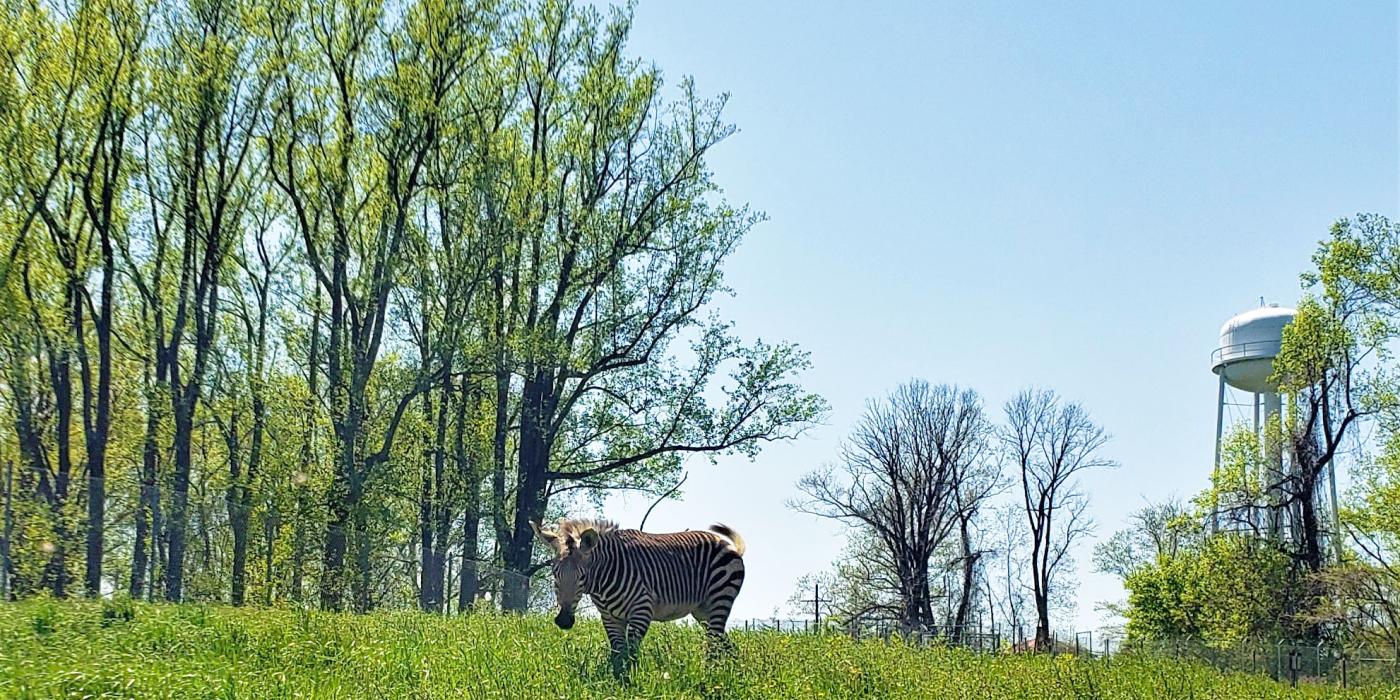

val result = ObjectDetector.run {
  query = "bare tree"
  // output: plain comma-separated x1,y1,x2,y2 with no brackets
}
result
793,381,989,634
1093,498,1191,581
985,503,1030,640
948,443,1003,642
1001,389,1114,648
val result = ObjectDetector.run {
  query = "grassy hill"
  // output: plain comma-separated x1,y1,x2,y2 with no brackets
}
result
0,600,1380,699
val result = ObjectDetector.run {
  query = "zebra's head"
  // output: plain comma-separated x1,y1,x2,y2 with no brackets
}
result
531,519,601,630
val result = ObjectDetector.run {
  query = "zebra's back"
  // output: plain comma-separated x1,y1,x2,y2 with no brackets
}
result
590,527,745,623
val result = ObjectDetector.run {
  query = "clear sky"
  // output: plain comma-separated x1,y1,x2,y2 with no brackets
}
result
599,1,1400,632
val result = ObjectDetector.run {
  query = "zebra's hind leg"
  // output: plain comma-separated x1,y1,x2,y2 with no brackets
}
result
698,609,738,661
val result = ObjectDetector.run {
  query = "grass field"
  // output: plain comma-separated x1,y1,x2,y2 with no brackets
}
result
0,599,1383,699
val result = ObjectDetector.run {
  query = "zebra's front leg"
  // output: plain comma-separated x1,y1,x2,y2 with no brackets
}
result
614,605,652,679
601,610,628,677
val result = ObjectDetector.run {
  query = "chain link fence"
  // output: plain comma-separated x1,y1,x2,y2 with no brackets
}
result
724,617,1399,689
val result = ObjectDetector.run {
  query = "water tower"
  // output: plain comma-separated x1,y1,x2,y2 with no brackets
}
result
1210,303,1295,538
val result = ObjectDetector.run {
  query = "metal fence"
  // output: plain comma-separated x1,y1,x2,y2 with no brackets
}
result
1124,637,1400,688
723,619,1400,689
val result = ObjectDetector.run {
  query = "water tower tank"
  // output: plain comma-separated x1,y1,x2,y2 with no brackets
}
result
1211,305,1297,393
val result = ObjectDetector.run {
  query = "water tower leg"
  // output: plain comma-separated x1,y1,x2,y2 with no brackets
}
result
1264,391,1283,541
1212,374,1226,535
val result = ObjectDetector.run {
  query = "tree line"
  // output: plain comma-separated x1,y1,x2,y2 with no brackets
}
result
790,381,1114,649
789,216,1400,653
0,0,823,613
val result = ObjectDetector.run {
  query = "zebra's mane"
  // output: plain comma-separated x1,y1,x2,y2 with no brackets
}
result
556,517,619,541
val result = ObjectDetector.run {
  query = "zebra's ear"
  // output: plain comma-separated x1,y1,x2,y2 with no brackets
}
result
530,520,561,553
577,528,600,554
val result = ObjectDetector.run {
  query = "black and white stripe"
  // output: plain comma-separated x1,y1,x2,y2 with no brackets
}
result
582,524,745,656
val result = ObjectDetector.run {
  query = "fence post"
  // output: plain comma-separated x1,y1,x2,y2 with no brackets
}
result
1341,653,1348,689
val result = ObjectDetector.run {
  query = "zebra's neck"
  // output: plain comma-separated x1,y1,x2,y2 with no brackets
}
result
579,533,621,596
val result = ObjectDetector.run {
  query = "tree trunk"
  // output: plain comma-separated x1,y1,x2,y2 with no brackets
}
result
45,325,75,599
502,373,550,612
130,383,159,599
83,239,115,598
456,379,479,613
430,380,452,611
417,434,435,611
152,475,164,599
249,398,265,602
1034,587,1051,649
291,485,306,603
951,516,978,643
1297,463,1324,575
164,397,194,601
226,420,250,606
294,295,320,604
352,477,372,612
418,380,448,612
491,364,509,567
320,438,353,611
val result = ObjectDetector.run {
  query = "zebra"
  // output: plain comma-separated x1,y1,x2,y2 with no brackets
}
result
531,517,746,674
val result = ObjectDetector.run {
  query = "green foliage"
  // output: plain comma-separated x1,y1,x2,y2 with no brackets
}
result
1124,536,1291,647
0,0,822,610
0,600,1380,699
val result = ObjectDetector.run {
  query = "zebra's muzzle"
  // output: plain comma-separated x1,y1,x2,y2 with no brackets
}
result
555,607,576,630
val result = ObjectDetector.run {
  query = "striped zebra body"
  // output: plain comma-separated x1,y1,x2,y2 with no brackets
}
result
532,519,745,670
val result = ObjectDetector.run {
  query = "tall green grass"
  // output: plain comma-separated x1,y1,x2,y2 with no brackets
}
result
0,599,1383,699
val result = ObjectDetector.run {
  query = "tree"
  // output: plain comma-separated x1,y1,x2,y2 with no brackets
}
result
948,438,1003,642
1122,535,1290,648
136,0,270,602
1001,389,1114,648
786,528,900,630
265,0,491,612
490,1,823,611
1094,498,1192,581
794,381,988,633
0,0,819,616
1273,215,1400,577
0,0,149,600
1323,423,1400,647
985,503,1031,639
217,203,283,606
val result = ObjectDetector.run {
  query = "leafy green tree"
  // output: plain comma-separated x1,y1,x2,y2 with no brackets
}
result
1274,215,1400,576
491,1,824,611
0,0,820,615
1123,536,1290,647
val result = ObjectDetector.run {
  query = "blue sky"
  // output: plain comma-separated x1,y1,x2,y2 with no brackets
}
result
600,1,1399,631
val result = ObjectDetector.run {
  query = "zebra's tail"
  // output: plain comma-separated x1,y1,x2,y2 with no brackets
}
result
709,523,746,556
